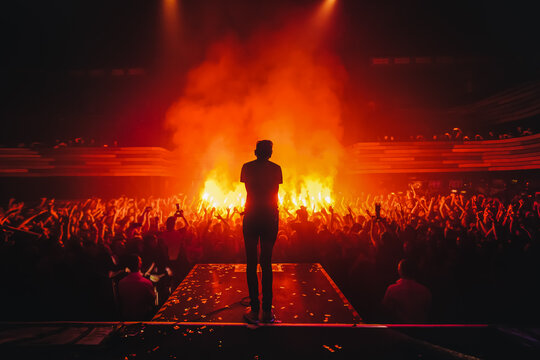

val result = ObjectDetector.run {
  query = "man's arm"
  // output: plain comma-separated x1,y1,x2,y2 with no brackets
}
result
240,163,247,184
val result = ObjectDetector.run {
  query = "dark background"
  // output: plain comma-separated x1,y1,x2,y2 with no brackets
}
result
1,0,539,147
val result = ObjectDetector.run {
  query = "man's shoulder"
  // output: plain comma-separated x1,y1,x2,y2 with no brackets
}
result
141,276,154,288
242,160,281,172
121,272,149,284
243,160,258,167
243,159,280,166
386,282,401,292
119,272,136,285
397,279,431,294
267,160,281,170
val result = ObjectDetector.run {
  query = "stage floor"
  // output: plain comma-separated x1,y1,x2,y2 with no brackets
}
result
153,263,362,325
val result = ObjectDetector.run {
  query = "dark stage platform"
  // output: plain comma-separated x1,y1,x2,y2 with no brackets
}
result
3,263,540,359
153,263,362,325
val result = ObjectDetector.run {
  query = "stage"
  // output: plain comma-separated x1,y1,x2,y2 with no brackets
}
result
153,263,362,325
2,263,540,359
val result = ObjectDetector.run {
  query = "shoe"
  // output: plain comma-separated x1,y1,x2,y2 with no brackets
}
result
243,308,259,324
261,310,275,323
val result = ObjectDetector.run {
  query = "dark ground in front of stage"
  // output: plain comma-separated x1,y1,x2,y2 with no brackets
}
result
2,263,540,359
2,322,540,360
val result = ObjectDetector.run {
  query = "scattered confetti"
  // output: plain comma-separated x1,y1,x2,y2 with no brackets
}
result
153,263,358,323
323,345,335,352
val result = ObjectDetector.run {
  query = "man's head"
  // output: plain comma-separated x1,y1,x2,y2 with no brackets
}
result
254,140,273,160
126,254,142,273
398,258,415,279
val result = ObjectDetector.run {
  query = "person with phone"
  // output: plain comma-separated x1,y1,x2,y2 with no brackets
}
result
375,202,381,220
159,204,189,288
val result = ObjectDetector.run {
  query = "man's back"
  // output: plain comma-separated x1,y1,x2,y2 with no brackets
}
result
118,272,155,320
241,159,282,212
382,278,431,323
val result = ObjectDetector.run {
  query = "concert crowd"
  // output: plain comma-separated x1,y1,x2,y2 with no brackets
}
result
1,184,539,324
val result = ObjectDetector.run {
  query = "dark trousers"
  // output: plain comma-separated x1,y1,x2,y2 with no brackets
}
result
243,209,279,312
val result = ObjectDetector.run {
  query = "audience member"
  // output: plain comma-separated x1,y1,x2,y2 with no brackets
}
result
117,254,156,320
382,259,432,323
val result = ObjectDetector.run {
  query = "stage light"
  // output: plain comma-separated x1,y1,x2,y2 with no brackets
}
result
313,0,338,25
160,0,182,70
322,0,337,13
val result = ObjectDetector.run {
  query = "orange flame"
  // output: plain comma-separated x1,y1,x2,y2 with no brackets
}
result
199,172,334,212
166,9,346,213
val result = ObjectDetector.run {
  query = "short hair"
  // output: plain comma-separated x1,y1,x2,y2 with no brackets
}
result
125,254,141,273
255,140,273,160
398,258,416,279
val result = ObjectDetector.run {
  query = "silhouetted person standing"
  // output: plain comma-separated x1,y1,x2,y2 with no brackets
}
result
241,140,282,324
382,259,431,323
118,254,156,320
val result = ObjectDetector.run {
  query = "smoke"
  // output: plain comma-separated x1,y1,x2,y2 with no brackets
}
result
165,9,347,199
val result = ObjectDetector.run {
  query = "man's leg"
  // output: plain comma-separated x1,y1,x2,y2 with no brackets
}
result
243,216,260,312
260,213,279,313
259,239,276,312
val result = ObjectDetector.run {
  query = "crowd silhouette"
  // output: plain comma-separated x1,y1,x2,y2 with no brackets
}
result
1,183,539,324
378,126,535,142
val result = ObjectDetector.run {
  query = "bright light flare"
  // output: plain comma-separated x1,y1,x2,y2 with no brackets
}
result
320,0,338,15
160,0,182,69
324,0,337,9
199,177,246,210
200,173,335,213
312,0,338,28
